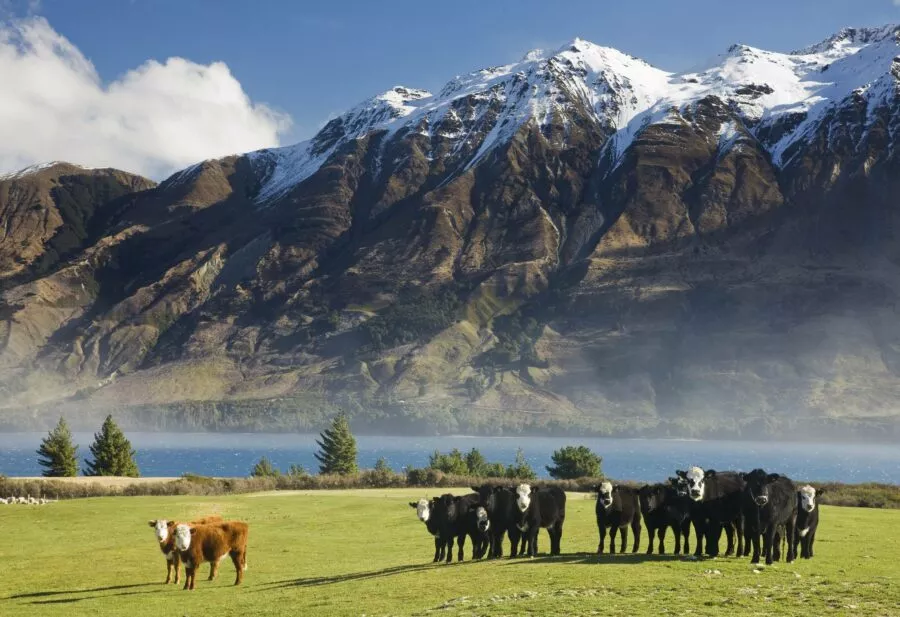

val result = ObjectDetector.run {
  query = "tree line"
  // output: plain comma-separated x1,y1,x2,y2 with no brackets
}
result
36,412,606,481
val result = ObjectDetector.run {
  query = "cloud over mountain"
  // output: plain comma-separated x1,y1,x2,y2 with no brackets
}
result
0,17,290,179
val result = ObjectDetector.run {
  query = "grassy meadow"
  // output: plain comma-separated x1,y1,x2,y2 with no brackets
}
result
1,489,897,616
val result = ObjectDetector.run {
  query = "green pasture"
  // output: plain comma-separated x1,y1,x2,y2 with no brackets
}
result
0,489,897,616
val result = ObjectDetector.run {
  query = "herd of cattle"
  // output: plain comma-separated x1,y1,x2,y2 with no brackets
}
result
410,466,824,567
148,516,249,590
146,464,823,589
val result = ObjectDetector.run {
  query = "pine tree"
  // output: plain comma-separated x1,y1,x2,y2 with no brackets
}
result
250,456,279,477
36,417,79,477
83,415,140,477
314,414,358,475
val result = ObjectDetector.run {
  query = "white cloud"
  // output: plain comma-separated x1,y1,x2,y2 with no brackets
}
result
0,17,291,180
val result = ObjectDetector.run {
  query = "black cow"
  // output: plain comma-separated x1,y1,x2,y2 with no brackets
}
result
513,484,566,558
792,484,823,559
409,497,444,562
740,469,798,565
595,481,641,554
456,494,491,559
472,485,523,558
428,493,487,563
675,467,745,558
639,482,692,555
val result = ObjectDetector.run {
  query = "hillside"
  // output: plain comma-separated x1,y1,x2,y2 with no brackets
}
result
3,27,900,438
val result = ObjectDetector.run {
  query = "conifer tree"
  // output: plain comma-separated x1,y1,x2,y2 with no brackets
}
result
37,417,79,477
83,415,140,477
314,414,358,475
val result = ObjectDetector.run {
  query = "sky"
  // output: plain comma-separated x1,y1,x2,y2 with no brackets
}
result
1,0,899,179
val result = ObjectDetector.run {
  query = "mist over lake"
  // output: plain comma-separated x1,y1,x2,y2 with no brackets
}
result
1,433,897,482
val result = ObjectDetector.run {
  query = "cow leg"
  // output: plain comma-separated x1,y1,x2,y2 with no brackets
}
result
646,524,655,555
750,526,761,564
681,520,691,555
658,526,667,555
609,526,618,555
165,558,174,584
173,552,181,585
723,522,735,557
763,526,775,566
597,526,606,555
735,517,744,557
444,538,454,564
208,559,219,581
706,522,722,557
183,566,194,591
773,528,783,562
549,523,562,556
632,516,641,553
692,520,704,557
457,534,466,562
529,529,539,557
785,521,796,563
808,530,816,558
621,525,629,554
230,551,244,585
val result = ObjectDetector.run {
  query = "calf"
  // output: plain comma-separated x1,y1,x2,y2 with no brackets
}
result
675,467,745,558
174,521,249,590
792,485,823,559
740,469,797,565
409,498,444,562
596,482,641,555
514,484,566,558
429,493,488,563
149,515,222,584
472,485,523,558
639,483,691,555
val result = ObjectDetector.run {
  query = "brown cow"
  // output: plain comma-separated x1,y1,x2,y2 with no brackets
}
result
148,515,222,584
174,521,249,590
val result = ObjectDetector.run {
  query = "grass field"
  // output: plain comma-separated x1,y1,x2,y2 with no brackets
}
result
1,489,898,616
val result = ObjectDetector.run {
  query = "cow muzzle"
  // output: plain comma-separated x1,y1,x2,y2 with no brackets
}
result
755,495,769,506
690,489,702,500
477,519,490,532
601,498,612,508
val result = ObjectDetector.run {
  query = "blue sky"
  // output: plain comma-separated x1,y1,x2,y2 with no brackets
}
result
1,0,898,178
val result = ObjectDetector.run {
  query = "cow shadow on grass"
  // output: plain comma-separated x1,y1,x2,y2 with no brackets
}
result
259,560,482,590
502,551,692,565
5,583,168,605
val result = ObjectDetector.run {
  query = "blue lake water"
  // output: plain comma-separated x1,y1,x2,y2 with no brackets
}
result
1,433,898,483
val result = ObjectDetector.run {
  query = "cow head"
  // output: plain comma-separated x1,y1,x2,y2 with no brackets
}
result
596,481,614,509
669,476,689,498
638,484,663,514
798,485,821,512
475,506,491,532
409,498,432,523
173,524,193,551
676,466,711,502
515,484,532,512
741,468,780,507
149,519,172,542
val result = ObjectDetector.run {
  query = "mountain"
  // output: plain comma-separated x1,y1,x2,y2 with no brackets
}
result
3,26,900,439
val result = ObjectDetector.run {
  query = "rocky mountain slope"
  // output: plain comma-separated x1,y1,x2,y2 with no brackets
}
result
3,26,900,437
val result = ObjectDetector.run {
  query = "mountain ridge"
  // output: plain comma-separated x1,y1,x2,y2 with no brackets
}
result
3,24,900,438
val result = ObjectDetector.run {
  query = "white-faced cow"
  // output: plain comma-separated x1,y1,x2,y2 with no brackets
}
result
472,485,523,558
595,482,641,555
409,497,445,562
639,482,691,555
675,467,745,558
792,484,823,559
740,469,798,565
514,484,566,558
148,515,222,584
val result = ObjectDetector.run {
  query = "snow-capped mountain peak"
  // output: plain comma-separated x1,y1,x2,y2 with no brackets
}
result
243,25,900,205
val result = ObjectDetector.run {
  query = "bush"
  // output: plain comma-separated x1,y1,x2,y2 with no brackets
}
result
250,456,280,478
506,448,538,480
546,445,602,480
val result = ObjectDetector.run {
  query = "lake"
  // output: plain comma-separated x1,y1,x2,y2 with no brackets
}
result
1,432,898,483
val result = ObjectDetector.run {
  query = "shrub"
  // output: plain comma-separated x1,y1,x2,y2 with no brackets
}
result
250,456,280,478
546,445,602,480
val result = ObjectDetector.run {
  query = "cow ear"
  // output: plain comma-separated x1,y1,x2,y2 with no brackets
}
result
816,487,825,496
740,472,748,481
148,520,157,527
668,477,679,485
675,469,686,478
705,469,717,478
767,473,780,483
408,502,417,508
189,527,197,535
